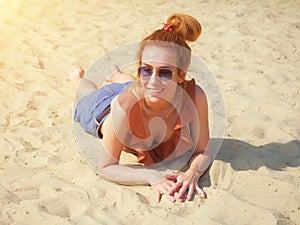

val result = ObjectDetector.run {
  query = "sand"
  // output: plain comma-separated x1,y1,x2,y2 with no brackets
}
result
0,0,299,224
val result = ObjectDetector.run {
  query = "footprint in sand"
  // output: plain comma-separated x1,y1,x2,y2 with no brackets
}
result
0,183,21,205
89,186,107,206
38,198,70,218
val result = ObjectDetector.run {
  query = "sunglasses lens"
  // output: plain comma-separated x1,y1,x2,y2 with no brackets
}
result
138,66,174,81
159,69,173,81
138,66,152,80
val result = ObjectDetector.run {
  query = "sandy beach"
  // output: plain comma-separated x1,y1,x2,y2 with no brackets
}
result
0,0,299,224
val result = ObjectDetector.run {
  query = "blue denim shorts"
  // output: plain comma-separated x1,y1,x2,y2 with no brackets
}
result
73,81,133,138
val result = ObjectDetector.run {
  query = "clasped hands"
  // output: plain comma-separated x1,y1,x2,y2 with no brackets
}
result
151,170,206,203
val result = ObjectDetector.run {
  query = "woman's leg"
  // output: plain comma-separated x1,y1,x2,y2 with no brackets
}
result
70,68,98,103
70,66,135,102
106,65,136,83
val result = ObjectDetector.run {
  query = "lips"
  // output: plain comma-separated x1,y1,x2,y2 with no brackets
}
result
147,88,164,96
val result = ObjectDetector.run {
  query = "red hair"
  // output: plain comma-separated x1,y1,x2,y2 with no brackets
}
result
136,14,202,88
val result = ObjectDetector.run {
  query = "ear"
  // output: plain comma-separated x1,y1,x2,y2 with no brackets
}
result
177,70,187,83
180,70,187,78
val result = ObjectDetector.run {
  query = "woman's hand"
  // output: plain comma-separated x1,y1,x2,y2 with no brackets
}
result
168,170,206,202
150,174,178,203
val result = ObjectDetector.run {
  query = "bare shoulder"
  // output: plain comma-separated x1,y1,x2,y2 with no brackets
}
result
110,95,127,120
195,84,207,104
109,95,130,141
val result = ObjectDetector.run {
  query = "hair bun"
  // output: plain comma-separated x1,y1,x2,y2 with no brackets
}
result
166,14,202,42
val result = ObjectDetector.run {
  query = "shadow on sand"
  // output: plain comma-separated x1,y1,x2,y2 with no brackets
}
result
215,138,300,171
201,138,300,187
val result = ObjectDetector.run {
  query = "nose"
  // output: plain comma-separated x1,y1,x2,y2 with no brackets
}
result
148,69,161,84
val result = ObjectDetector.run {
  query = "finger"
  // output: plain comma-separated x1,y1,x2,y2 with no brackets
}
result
155,190,162,203
174,192,184,202
187,185,195,201
165,194,176,202
196,186,207,198
168,182,182,195
162,180,173,187
177,184,189,200
164,174,178,181
163,180,176,191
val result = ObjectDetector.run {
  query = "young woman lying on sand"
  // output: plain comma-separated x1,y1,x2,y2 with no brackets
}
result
71,13,211,203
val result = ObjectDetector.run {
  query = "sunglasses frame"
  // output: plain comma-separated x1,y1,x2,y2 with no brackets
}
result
138,65,177,82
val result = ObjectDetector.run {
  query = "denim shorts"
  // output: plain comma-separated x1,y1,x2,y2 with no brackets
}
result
73,81,133,138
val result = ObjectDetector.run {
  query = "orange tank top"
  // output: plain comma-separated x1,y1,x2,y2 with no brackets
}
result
117,79,197,166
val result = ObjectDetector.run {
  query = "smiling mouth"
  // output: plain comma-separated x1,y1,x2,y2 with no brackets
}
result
147,88,164,96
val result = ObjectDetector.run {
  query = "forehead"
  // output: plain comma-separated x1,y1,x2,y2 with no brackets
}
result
141,46,177,67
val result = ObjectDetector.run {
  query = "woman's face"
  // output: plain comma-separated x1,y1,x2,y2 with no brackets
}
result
139,46,182,107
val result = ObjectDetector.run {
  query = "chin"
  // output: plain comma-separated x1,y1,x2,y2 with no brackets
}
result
146,96,163,103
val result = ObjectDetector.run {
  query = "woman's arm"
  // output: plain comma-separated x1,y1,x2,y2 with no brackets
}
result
188,85,211,176
168,85,211,200
97,97,161,184
97,97,177,202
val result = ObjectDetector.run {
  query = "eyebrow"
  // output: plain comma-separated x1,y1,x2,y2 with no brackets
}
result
142,63,173,69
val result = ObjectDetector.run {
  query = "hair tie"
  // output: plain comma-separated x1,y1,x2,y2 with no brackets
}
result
162,23,173,32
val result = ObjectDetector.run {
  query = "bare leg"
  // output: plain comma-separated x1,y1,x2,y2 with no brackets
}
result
70,68,98,103
106,65,136,83
70,66,136,102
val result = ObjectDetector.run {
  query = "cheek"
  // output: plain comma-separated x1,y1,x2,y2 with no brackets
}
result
164,82,178,97
140,79,148,89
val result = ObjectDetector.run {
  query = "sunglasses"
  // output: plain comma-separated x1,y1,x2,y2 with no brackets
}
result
138,65,176,81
